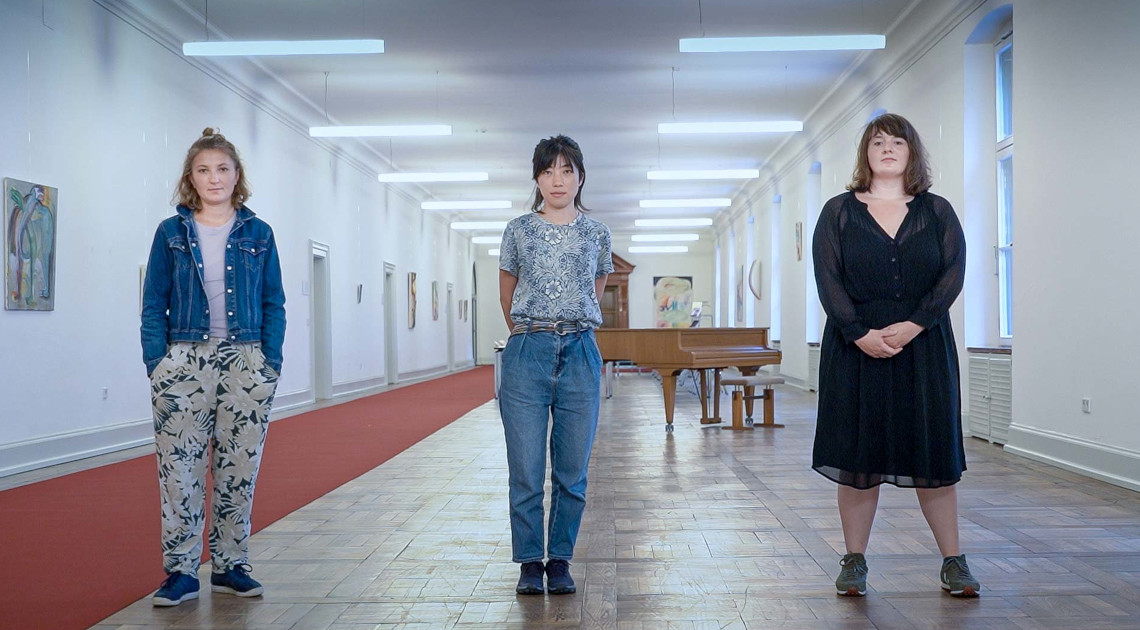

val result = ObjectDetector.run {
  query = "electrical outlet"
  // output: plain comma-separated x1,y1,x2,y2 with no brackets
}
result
102,387,109,400
1081,398,1091,414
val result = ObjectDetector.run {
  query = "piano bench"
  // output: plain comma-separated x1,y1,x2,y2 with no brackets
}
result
720,375,786,430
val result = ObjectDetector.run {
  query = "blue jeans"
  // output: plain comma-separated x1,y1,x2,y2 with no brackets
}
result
499,328,602,563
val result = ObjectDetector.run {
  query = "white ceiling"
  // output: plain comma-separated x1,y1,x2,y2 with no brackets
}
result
161,0,918,233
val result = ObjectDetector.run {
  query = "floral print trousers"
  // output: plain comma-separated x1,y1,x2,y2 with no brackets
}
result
150,339,279,575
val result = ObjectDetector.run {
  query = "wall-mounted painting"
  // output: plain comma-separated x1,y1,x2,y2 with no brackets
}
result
462,299,468,322
748,259,762,300
795,221,804,261
735,265,745,324
652,276,693,328
431,281,439,320
4,178,58,311
408,272,417,328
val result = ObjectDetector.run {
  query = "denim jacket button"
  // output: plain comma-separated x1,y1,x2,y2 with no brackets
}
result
226,244,231,249
227,265,232,271
205,309,209,314
202,334,209,340
228,311,234,316
227,288,233,293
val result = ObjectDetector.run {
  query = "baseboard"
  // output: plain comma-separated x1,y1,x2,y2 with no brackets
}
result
775,372,812,392
0,420,153,479
1004,424,1140,492
332,377,387,398
398,365,449,382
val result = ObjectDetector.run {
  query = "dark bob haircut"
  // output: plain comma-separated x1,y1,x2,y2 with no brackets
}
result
847,113,932,196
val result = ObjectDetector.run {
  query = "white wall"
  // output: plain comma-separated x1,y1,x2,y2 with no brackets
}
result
711,0,1140,489
0,0,473,476
1003,0,1140,490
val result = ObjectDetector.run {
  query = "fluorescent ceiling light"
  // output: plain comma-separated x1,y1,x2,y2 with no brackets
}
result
659,121,803,134
680,35,885,53
647,169,759,180
629,246,689,254
451,221,509,230
472,236,502,244
421,200,511,210
379,172,488,183
183,39,385,56
634,218,714,228
640,198,731,208
311,125,450,137
631,233,700,242
488,248,501,256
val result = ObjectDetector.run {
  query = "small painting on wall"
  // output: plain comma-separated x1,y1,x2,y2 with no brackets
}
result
652,276,693,328
431,281,439,320
795,222,804,261
408,272,417,328
4,178,58,311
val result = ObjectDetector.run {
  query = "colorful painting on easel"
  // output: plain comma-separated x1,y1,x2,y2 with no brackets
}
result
652,276,693,328
4,178,57,311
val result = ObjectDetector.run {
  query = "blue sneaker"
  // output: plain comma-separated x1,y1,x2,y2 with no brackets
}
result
210,563,264,597
152,572,199,606
545,559,576,595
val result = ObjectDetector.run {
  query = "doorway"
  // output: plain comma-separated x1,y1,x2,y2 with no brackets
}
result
383,262,398,385
310,242,332,401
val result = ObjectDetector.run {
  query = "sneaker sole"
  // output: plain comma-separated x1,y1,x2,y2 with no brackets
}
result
547,585,576,595
515,585,544,595
153,591,198,606
941,582,980,597
211,584,264,597
836,586,866,597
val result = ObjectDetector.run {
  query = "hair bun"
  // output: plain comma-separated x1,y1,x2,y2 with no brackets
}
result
202,127,218,137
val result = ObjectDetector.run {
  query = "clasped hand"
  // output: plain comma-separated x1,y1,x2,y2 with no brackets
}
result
855,321,924,358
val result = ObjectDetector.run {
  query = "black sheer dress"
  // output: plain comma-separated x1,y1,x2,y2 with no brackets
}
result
812,191,966,489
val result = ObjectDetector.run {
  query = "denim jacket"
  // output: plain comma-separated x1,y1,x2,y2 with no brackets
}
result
141,205,286,375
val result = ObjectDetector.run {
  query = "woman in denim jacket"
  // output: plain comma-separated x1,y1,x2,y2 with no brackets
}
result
140,128,285,606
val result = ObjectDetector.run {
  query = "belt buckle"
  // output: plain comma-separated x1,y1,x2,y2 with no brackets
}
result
554,321,578,335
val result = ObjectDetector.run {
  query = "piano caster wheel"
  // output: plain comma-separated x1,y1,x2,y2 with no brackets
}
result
745,418,754,426
665,424,674,433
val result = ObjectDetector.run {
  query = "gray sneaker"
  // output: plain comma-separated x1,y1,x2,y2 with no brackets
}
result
940,554,981,597
835,552,868,596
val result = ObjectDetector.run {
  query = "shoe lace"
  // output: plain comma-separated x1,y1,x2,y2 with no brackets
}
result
839,554,867,577
231,563,254,576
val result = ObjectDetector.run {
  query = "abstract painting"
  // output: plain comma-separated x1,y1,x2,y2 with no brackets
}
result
4,178,57,311
408,272,417,329
652,276,693,328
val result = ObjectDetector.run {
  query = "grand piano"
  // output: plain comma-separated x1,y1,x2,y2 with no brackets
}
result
595,328,781,431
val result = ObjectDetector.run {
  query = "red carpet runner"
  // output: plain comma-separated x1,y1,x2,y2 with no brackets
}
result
0,367,493,630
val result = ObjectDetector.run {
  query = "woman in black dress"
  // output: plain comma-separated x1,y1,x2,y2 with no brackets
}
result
813,113,980,598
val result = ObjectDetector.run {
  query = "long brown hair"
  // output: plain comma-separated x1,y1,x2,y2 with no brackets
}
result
847,113,932,195
172,127,251,210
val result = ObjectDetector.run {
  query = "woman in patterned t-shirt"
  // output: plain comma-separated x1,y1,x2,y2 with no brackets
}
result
498,135,614,595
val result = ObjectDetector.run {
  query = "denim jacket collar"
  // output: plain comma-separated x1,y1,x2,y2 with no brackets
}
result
176,204,255,228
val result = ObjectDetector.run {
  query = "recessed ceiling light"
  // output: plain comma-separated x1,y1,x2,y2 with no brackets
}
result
379,172,489,183
631,234,700,242
658,121,803,134
647,169,759,180
640,198,731,208
183,39,385,56
421,200,512,210
451,221,509,230
471,236,502,244
629,246,689,253
311,125,451,137
488,248,501,256
634,218,714,228
680,35,885,53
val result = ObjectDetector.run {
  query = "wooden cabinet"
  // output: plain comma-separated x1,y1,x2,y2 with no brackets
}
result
601,254,634,329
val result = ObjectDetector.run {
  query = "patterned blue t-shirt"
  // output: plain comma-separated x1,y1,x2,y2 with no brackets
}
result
499,212,614,328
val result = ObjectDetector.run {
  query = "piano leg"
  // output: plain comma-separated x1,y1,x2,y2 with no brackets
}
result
738,366,758,423
698,369,722,425
604,361,614,399
657,369,679,431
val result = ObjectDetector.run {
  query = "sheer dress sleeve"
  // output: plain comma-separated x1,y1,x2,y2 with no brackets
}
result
907,195,966,329
813,195,870,343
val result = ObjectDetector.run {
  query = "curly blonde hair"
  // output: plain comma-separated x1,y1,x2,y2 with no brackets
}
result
172,127,251,210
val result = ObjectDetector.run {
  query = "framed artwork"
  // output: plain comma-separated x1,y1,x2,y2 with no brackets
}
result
431,280,439,320
462,299,468,322
407,272,417,328
795,222,804,261
652,276,693,328
748,259,762,300
4,178,58,311
735,265,744,324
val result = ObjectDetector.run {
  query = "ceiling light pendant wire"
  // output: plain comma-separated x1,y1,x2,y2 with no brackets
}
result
204,0,209,41
698,0,705,37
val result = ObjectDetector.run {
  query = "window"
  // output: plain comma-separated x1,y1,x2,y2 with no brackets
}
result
995,32,1013,338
